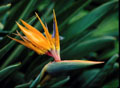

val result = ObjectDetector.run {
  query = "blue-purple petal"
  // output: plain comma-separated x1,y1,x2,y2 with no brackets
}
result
52,20,56,38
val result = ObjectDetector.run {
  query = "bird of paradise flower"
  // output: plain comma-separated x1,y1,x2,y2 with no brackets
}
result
8,10,104,86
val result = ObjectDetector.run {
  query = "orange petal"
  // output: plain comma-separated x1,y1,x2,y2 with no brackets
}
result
27,42,47,55
16,30,28,42
20,19,47,41
53,9,60,54
35,12,55,50
7,36,46,55
16,22,50,50
7,35,27,45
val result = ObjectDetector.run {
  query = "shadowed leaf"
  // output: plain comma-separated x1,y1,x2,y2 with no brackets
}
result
0,4,11,13
81,54,118,88
0,63,20,82
62,0,118,42
62,36,116,58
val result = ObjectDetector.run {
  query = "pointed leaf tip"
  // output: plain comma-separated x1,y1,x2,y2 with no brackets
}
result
16,21,21,27
61,60,104,64
44,60,104,75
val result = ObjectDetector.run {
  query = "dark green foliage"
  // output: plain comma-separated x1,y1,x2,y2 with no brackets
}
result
0,63,20,82
0,0,119,88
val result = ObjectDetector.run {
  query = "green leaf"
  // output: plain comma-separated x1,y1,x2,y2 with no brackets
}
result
30,60,103,87
26,58,52,80
0,4,11,13
0,0,119,88
81,54,118,88
4,0,26,29
103,79,119,88
0,63,20,82
10,0,38,33
0,22,4,30
1,45,25,69
92,12,118,37
11,72,25,84
1,11,9,25
99,41,119,59
62,0,118,42
46,60,103,75
29,69,45,88
0,13,37,65
59,0,91,31
34,2,54,30
0,40,16,60
62,36,116,59
50,76,70,88
15,81,32,88
71,69,100,88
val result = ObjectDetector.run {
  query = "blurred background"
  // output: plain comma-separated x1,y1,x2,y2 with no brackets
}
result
0,0,119,88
